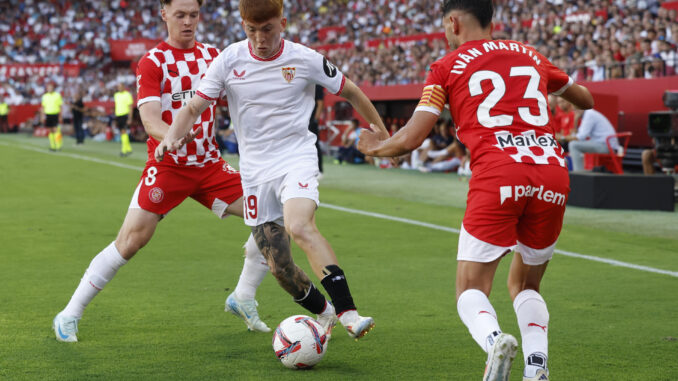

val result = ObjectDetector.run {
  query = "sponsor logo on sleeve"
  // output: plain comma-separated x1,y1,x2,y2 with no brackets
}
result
322,57,337,78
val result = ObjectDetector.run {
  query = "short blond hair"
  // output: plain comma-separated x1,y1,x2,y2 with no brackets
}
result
239,0,283,23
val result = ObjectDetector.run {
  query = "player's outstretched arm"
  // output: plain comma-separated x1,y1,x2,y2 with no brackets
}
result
139,101,171,141
358,110,438,158
559,83,594,110
154,96,211,162
340,79,389,139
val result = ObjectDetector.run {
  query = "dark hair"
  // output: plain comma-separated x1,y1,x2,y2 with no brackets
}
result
159,0,203,8
442,0,494,29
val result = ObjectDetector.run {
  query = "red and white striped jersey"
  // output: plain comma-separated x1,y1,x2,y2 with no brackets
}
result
136,41,221,167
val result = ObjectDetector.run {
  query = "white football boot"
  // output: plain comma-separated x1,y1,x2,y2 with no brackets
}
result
338,310,375,340
483,333,518,381
225,292,271,332
524,352,549,381
316,301,338,340
53,312,80,342
524,369,549,381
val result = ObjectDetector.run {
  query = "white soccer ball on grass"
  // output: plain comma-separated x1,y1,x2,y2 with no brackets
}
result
272,315,328,369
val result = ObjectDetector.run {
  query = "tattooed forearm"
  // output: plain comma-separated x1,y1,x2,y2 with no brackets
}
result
252,222,311,299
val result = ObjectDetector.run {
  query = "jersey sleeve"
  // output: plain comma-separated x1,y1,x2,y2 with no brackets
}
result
136,55,163,106
540,54,574,96
196,50,228,101
308,50,345,96
415,61,448,116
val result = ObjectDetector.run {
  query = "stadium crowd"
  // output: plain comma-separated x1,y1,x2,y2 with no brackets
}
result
1,0,677,104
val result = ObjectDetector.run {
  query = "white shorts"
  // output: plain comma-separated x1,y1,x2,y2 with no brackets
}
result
457,224,556,266
242,167,320,227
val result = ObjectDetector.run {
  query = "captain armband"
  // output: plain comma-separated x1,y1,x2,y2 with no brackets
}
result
414,85,447,115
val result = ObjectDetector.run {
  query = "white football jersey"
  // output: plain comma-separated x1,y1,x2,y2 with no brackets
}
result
196,39,345,186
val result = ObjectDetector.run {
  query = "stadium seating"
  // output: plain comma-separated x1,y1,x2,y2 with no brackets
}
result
583,131,633,174
1,0,677,103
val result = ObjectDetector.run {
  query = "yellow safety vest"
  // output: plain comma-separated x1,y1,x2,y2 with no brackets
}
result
0,102,8,116
114,91,134,117
42,92,62,115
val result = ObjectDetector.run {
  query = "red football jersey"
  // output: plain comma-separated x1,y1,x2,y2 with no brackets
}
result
136,41,221,167
553,108,575,136
417,39,573,176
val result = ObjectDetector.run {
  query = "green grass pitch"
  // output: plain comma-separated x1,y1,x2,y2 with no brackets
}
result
1,134,677,380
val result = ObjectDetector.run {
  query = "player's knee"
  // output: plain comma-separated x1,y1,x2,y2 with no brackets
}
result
270,257,296,281
285,220,315,244
507,281,522,300
116,230,151,259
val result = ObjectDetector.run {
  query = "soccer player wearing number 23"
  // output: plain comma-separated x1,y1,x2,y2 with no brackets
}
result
358,1,594,380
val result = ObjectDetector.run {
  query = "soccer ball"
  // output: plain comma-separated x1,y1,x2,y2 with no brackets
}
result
272,315,328,369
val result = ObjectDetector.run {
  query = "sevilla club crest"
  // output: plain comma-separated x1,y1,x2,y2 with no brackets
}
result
282,67,296,83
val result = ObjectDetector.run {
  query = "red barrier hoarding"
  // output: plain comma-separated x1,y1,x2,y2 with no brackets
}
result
317,26,347,43
366,33,446,48
110,39,162,61
0,64,80,78
323,77,678,147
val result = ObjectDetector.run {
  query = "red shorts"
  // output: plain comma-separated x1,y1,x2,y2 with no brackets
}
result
130,159,243,218
459,163,569,264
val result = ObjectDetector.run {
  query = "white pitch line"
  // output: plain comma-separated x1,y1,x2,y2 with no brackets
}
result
4,139,677,278
0,141,143,171
323,203,678,278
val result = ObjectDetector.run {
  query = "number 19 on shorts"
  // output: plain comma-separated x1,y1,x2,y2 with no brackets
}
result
245,195,258,220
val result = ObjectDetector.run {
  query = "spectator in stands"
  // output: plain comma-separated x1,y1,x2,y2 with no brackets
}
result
336,119,366,165
626,57,645,79
566,109,619,172
2,0,678,99
418,140,465,173
658,40,677,74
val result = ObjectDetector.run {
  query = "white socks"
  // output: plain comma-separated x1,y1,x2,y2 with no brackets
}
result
234,234,269,300
62,241,128,318
457,289,502,353
514,289,549,376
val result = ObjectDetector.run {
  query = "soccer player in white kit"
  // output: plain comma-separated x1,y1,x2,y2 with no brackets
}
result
156,0,389,340
52,0,273,343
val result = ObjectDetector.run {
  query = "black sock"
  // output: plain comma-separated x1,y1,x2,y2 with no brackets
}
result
294,283,327,314
320,265,356,315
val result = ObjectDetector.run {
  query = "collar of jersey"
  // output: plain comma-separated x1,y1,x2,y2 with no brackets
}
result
160,40,200,53
248,39,285,62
